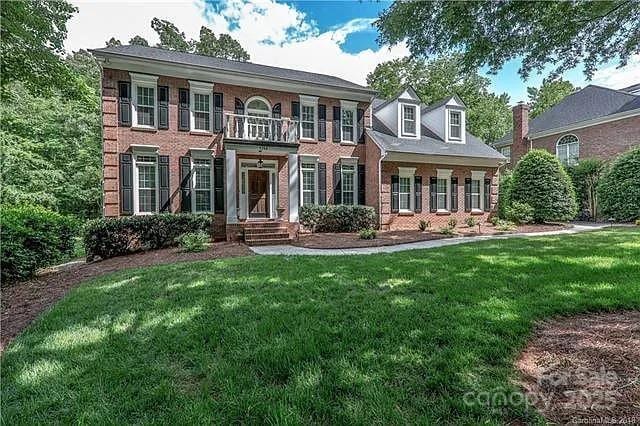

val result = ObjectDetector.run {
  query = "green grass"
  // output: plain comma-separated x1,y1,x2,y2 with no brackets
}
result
2,229,639,424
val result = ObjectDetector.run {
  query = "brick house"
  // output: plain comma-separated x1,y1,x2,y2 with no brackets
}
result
91,45,506,243
494,84,640,167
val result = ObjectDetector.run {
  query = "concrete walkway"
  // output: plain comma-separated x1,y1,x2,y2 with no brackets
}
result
250,223,611,256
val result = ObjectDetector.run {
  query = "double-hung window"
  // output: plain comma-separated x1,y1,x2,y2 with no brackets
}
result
193,158,212,212
189,80,214,133
471,179,481,210
301,161,317,205
556,134,579,166
131,73,158,129
401,104,417,137
449,110,462,139
340,100,357,143
436,178,448,210
399,177,411,211
341,164,356,205
136,155,158,214
300,95,318,140
501,146,511,163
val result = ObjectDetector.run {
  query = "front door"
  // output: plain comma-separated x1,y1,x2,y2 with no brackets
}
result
248,170,269,218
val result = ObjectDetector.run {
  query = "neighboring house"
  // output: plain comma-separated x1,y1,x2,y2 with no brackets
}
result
494,84,640,167
90,45,505,243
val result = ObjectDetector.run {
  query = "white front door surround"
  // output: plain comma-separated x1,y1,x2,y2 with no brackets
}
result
239,159,278,220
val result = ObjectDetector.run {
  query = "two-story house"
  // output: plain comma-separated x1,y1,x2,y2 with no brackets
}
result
91,45,505,244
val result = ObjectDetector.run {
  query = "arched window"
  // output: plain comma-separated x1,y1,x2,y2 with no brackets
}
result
556,134,579,166
245,96,271,117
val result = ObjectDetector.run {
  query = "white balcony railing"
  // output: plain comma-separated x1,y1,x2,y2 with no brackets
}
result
224,113,298,143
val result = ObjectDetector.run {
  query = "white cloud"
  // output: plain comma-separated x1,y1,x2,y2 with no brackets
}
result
591,54,640,90
65,0,408,86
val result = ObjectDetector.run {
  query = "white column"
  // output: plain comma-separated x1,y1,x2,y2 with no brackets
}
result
288,153,299,222
225,149,238,224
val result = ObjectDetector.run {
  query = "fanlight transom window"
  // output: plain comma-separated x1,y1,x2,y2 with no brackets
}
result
556,134,579,166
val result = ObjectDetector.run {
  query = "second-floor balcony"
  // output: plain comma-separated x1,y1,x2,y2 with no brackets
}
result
224,113,299,144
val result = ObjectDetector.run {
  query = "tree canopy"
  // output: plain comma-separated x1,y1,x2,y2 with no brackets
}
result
375,1,640,79
527,78,578,119
366,55,511,143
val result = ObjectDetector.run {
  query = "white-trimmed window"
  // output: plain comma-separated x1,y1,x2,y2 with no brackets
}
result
501,146,511,163
341,164,356,205
301,161,318,205
189,80,214,133
131,73,158,129
135,155,158,214
401,104,417,137
193,158,213,212
436,169,452,211
300,95,318,140
470,170,486,212
398,167,416,212
340,100,357,143
449,110,462,139
556,134,579,165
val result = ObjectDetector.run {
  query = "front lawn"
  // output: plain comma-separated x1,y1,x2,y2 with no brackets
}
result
2,229,639,423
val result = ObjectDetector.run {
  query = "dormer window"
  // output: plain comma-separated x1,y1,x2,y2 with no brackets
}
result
401,104,417,137
449,111,461,139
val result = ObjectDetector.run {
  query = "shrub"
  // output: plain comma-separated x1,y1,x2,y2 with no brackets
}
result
358,228,377,240
565,159,604,220
510,150,577,223
447,217,457,228
494,219,516,232
636,218,640,226
489,216,500,226
177,231,210,252
464,217,477,227
497,170,513,219
439,226,455,236
598,147,640,222
84,213,211,260
505,201,534,225
299,204,376,233
1,205,78,281
418,220,430,232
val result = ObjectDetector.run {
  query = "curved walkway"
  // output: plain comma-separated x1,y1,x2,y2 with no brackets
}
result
250,223,610,256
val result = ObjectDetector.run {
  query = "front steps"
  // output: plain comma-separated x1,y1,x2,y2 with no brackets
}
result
243,221,292,246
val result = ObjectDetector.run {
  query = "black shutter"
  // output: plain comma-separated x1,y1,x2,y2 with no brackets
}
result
118,82,131,127
484,178,491,212
451,177,458,212
159,155,170,211
234,98,244,138
214,157,224,213
464,178,472,212
318,104,326,141
119,153,133,215
358,164,365,205
180,156,192,212
213,92,223,132
357,108,365,144
414,176,422,213
318,162,327,205
429,177,437,213
291,101,300,139
272,103,281,118
271,103,282,142
333,163,342,205
178,88,190,131
332,106,341,142
391,175,399,213
157,86,169,130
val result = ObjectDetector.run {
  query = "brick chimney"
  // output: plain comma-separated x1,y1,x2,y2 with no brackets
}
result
511,102,530,165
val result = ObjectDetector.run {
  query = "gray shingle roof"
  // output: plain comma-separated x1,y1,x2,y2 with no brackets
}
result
90,45,376,94
495,84,640,146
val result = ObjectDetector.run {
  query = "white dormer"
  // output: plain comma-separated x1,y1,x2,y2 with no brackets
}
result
396,87,421,139
421,94,467,144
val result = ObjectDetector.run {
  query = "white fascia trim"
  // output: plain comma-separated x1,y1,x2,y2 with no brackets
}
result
529,108,640,140
98,55,375,102
397,103,420,139
383,151,504,168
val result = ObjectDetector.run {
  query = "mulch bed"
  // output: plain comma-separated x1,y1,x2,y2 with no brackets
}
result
516,311,640,424
293,223,572,249
1,242,253,352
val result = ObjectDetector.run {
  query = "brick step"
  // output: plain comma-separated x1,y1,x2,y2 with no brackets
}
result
245,237,292,246
244,221,287,228
244,232,290,240
244,227,289,235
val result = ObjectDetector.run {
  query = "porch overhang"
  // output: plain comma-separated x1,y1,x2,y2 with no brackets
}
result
224,140,299,156
383,151,504,168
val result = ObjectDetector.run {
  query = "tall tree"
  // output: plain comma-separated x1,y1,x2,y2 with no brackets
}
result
527,78,578,119
194,27,250,61
129,35,149,47
376,1,640,79
367,56,511,143
1,0,77,96
151,18,192,52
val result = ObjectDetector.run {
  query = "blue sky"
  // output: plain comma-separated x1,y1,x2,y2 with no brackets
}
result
66,0,639,103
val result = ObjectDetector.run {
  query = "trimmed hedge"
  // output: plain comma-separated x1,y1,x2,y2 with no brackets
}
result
510,150,577,223
1,205,78,282
497,170,513,219
84,214,211,260
299,205,376,232
598,147,640,221
565,159,604,220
